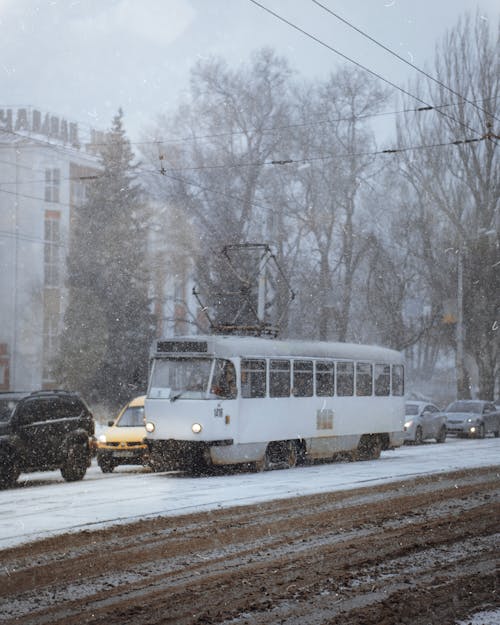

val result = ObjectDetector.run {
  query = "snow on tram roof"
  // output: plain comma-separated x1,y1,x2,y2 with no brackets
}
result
153,335,403,363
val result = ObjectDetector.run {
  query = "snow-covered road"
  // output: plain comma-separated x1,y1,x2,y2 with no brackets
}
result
1,436,498,550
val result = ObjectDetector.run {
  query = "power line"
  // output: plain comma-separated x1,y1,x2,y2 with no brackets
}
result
310,0,500,125
0,185,82,210
155,133,494,174
0,228,67,248
0,131,493,191
247,0,484,138
2,97,497,155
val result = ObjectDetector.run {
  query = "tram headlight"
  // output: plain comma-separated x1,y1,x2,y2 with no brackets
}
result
145,421,155,433
192,422,202,434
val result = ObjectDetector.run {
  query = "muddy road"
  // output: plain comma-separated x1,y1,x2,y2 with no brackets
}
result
1,465,498,624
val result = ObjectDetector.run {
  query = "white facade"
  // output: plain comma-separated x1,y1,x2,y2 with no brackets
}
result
0,106,102,391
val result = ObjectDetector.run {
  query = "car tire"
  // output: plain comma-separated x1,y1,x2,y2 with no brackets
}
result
61,441,89,482
98,456,116,473
435,425,447,444
0,450,20,489
414,426,423,445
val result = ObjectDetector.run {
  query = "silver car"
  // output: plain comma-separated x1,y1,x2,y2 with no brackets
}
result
404,401,447,444
443,400,500,438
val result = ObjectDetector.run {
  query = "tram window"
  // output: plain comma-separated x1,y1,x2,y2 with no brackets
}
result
241,359,266,398
270,360,291,397
337,361,354,396
392,364,404,396
293,360,313,397
211,359,237,399
356,362,373,396
374,364,390,396
316,361,334,396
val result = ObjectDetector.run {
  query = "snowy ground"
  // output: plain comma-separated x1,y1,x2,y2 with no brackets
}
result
1,436,498,550
1,436,498,625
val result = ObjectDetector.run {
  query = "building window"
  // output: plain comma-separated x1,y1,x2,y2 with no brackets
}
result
42,303,60,382
44,211,61,287
45,168,60,203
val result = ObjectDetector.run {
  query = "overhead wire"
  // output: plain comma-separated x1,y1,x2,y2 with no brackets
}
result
0,125,495,192
0,228,67,248
310,0,500,125
2,97,498,154
0,130,493,192
247,0,484,138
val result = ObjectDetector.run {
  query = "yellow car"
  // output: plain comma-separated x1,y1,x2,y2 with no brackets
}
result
97,395,148,473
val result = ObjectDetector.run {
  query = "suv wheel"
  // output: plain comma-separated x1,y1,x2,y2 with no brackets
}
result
436,425,447,444
61,441,89,482
0,450,20,489
98,455,116,473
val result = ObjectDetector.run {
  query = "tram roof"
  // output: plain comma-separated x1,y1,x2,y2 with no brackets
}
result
152,335,403,364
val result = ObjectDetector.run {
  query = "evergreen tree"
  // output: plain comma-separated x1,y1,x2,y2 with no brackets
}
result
56,110,154,408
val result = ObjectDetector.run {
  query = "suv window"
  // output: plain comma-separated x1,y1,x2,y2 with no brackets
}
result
0,399,19,421
17,399,62,425
61,397,86,419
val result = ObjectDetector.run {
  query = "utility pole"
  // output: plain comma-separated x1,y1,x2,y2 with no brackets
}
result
456,248,466,398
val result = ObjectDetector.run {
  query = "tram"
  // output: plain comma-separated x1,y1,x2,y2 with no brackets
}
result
144,335,405,472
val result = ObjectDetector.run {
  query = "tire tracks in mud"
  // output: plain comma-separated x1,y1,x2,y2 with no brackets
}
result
0,466,498,625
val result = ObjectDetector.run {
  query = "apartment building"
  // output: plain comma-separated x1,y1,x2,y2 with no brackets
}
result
0,106,102,390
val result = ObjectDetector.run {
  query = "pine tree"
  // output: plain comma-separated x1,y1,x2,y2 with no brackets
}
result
56,110,154,408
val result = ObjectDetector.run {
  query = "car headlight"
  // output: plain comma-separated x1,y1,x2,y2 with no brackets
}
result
192,423,202,434
145,421,155,433
467,418,473,423
98,434,107,443
404,420,413,429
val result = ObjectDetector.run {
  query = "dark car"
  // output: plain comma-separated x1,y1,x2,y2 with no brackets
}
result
0,390,95,488
443,400,500,438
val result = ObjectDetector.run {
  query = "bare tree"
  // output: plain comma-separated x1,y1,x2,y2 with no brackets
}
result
281,68,389,340
144,49,295,326
396,12,499,399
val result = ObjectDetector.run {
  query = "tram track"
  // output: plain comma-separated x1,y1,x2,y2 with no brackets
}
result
0,465,498,624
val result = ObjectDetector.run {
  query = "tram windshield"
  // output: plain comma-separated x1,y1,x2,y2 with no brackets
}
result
149,358,213,400
148,357,237,400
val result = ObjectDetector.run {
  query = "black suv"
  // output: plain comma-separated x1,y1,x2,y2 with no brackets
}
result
0,390,95,488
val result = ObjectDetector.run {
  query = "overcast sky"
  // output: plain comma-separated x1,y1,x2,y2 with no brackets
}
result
1,0,498,142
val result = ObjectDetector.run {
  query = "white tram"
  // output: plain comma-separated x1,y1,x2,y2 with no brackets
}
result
144,335,405,472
